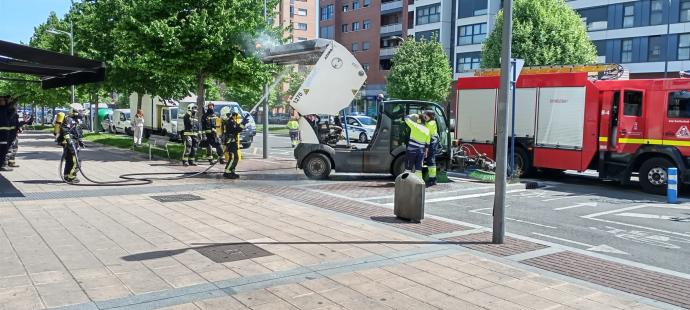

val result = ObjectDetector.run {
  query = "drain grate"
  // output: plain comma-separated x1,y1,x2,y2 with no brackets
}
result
150,194,204,203
194,243,273,263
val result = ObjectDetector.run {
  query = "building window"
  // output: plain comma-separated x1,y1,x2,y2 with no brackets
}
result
457,23,486,46
458,0,487,18
578,6,608,31
295,23,308,30
363,19,370,30
456,52,481,72
416,4,440,25
679,34,690,60
297,8,307,16
319,25,334,39
364,0,370,7
352,22,360,31
320,4,334,20
362,63,369,72
682,0,690,22
353,0,360,10
342,4,348,12
342,24,349,32
415,29,439,42
362,41,370,50
648,36,664,62
623,4,634,28
621,39,633,63
650,0,663,25
352,42,359,52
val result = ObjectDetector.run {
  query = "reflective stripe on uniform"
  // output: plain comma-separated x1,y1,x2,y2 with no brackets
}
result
0,126,14,130
183,132,198,136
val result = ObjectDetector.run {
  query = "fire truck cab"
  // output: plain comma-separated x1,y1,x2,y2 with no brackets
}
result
456,72,690,194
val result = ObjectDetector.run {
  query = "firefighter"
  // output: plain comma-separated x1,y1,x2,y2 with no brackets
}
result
182,103,201,166
222,109,250,179
0,96,12,172
58,103,86,183
404,113,430,179
423,111,439,186
287,116,300,147
202,102,224,164
5,104,33,168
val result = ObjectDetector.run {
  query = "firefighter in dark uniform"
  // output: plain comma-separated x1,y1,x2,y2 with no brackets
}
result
221,108,249,179
57,104,85,183
0,96,13,172
182,103,201,166
5,107,34,168
202,102,224,164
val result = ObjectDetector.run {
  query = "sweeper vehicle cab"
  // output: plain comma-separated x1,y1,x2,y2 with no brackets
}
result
262,39,451,179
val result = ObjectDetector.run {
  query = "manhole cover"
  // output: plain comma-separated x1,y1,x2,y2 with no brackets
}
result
150,194,204,203
194,243,273,263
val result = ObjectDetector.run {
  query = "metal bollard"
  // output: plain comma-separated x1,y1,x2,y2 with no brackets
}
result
668,167,678,204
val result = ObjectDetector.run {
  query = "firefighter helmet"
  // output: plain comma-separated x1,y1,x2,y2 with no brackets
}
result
187,103,198,113
220,106,231,120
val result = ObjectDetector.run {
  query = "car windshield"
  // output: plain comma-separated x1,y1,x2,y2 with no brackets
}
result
356,116,377,126
213,104,242,115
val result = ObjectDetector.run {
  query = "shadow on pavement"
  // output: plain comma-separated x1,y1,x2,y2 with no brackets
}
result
121,239,493,262
16,180,63,184
0,175,24,197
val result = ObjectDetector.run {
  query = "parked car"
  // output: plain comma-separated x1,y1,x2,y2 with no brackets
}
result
344,115,377,143
112,109,132,135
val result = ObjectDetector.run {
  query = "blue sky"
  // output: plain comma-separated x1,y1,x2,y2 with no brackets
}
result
0,0,71,43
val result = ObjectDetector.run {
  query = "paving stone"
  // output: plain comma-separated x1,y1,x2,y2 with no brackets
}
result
194,296,247,310
234,289,283,307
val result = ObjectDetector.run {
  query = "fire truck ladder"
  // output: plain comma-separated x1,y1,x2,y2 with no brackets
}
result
474,63,624,80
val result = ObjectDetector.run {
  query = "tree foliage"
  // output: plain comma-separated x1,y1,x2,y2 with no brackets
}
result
481,0,597,68
386,37,452,103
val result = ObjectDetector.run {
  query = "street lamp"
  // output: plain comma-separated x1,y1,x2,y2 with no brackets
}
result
46,27,74,106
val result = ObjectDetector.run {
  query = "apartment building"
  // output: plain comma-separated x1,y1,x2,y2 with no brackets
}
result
318,0,409,112
276,0,318,42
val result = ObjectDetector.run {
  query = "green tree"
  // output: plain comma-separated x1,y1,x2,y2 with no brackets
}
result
386,37,452,103
481,0,597,68
121,0,280,114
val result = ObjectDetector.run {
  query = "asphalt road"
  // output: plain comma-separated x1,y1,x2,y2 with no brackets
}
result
252,133,690,275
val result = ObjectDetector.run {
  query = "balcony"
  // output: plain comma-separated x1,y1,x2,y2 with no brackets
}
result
381,0,403,11
380,47,399,57
380,23,403,34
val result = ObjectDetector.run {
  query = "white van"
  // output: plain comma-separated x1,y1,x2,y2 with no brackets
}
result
112,109,132,135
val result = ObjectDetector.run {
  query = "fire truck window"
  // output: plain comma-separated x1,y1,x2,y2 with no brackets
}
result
623,91,643,116
668,91,690,118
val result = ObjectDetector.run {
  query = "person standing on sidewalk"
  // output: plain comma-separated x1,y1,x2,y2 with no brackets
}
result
5,103,34,168
0,96,13,172
404,113,430,179
222,110,249,179
423,111,439,186
202,102,224,164
182,104,200,166
287,117,300,147
58,104,86,183
132,109,145,146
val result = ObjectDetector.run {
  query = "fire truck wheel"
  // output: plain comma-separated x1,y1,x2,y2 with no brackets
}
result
639,157,673,195
303,153,332,180
512,147,532,177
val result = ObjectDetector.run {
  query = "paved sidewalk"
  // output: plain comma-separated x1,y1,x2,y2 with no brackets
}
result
0,132,681,310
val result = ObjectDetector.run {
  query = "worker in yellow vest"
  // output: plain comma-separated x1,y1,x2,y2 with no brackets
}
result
423,111,439,186
287,117,300,147
404,114,430,179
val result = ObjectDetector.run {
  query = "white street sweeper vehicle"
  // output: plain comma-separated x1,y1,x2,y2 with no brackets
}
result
262,39,451,179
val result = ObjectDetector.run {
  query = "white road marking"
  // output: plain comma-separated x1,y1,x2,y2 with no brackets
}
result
582,204,690,238
470,208,557,229
532,232,593,247
554,202,598,211
531,233,629,255
542,193,595,202
417,189,526,204
615,213,674,220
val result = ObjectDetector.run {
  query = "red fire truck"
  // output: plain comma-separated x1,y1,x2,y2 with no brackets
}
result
456,69,690,194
